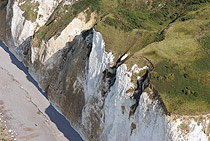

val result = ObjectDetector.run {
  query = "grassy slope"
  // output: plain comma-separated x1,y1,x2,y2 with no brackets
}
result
18,0,39,22
129,4,210,115
95,0,165,62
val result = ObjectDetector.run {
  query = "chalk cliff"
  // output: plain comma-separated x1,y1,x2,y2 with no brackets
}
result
1,0,210,140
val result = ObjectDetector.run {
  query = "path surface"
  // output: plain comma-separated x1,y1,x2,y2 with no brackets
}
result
0,41,83,141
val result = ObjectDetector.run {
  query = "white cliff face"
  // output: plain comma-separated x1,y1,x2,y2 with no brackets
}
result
45,12,95,61
11,1,34,47
102,67,170,141
35,0,62,27
79,30,115,140
84,30,114,99
7,0,95,63
80,30,170,140
9,0,60,47
169,116,210,141
7,0,60,61
80,30,210,141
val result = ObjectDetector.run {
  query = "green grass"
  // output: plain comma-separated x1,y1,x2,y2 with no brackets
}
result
199,32,210,57
18,0,39,22
33,0,196,47
32,0,207,47
94,0,210,56
95,23,159,61
128,4,210,114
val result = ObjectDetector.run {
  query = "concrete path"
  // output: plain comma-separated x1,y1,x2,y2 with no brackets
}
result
0,41,82,141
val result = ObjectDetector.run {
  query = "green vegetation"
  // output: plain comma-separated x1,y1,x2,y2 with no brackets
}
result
94,0,210,60
18,0,39,22
128,4,210,115
33,0,190,47
199,32,210,57
0,0,8,10
33,0,208,47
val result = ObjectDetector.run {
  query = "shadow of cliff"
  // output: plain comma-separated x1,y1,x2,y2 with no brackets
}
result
46,105,83,141
0,40,83,141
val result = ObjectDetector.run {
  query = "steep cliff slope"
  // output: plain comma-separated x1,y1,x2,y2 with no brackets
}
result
1,0,210,140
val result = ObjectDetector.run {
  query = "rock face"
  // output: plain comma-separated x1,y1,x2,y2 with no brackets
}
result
48,29,93,127
1,0,210,141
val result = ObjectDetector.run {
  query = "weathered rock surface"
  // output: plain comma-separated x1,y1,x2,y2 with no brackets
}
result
1,0,210,141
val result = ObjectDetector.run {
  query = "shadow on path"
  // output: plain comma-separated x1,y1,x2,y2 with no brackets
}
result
0,40,83,141
46,105,83,141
